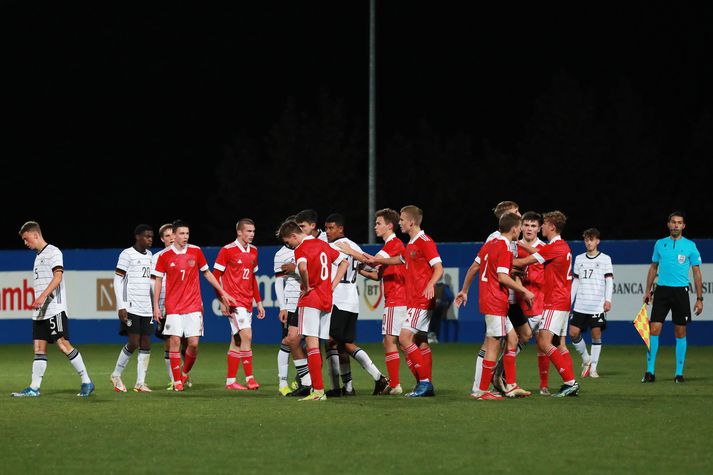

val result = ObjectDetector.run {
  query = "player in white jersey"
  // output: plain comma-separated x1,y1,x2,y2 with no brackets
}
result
110,225,155,393
274,216,313,396
11,221,94,397
569,228,613,378
323,213,388,396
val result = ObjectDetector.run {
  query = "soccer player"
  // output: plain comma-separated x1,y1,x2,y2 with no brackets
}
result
274,222,313,396
367,205,442,397
470,212,534,400
110,224,155,393
516,211,550,394
278,220,348,401
338,208,408,395
11,221,94,397
324,213,388,397
513,211,580,397
642,211,703,383
151,220,237,391
213,218,266,390
295,209,328,241
569,228,614,379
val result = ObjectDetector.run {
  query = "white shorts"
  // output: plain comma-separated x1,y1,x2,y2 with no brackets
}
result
382,306,407,336
164,312,204,338
298,306,331,339
541,309,568,336
228,307,252,335
403,308,431,334
527,314,543,333
484,314,513,338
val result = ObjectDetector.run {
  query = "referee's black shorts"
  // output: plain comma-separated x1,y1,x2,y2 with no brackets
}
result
651,285,691,326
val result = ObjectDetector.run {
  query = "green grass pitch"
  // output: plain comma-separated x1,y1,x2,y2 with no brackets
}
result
1,342,711,474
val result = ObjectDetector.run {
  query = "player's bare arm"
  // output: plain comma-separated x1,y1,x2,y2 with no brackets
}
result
693,265,703,315
281,262,296,274
114,268,129,323
202,270,238,307
518,242,538,255
359,268,379,281
512,254,538,269
332,259,349,291
497,272,535,308
370,255,402,266
298,261,311,293
643,262,659,304
256,301,266,319
455,260,480,308
151,275,163,322
422,262,444,300
334,241,375,264
31,268,63,309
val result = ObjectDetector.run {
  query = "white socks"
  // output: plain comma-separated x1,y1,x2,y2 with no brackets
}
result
351,348,382,381
31,354,47,389
112,345,134,377
67,349,91,384
278,345,291,388
136,350,150,385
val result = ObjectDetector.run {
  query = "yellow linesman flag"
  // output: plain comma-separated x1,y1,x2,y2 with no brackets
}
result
633,304,651,350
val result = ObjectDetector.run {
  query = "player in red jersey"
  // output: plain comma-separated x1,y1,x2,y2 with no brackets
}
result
470,213,534,400
513,211,580,397
152,220,237,391
516,211,551,395
367,205,442,397
278,220,348,401
337,208,408,395
213,218,266,391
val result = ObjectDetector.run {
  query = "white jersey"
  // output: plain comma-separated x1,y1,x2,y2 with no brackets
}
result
330,237,362,313
572,252,614,314
32,244,67,320
273,245,301,313
316,230,328,242
151,247,171,313
478,230,519,304
116,247,153,317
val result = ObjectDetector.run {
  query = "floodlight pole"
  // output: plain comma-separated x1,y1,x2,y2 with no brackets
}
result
367,0,376,243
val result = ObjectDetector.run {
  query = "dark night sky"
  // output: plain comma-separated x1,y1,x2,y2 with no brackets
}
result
1,2,711,249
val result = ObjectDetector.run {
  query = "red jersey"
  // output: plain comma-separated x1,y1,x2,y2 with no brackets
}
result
213,240,261,310
532,236,572,311
295,236,345,312
517,239,546,316
400,231,442,310
376,234,407,307
477,237,512,316
153,244,209,315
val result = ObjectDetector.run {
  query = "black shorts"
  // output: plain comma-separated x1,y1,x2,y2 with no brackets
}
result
119,313,152,336
508,304,528,328
569,311,607,332
281,311,299,339
155,316,169,340
651,286,691,326
330,306,357,343
33,312,69,343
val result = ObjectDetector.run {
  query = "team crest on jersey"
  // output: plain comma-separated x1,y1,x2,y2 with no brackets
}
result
170,262,176,267
188,259,196,267
678,254,686,264
126,319,132,327
362,279,383,311
410,251,417,258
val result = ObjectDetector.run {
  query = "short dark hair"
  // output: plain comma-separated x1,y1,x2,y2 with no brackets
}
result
521,211,542,225
325,213,345,227
668,211,686,223
498,212,522,233
19,221,41,236
278,220,303,238
295,209,318,225
582,228,601,240
237,218,255,231
172,219,190,230
134,224,153,236
376,208,400,228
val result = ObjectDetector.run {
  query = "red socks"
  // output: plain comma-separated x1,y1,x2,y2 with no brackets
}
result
307,348,323,391
183,349,197,374
227,350,240,379
546,346,574,383
480,359,496,391
404,344,427,381
420,346,432,381
385,352,400,387
558,348,575,383
169,351,183,383
503,348,517,385
537,352,550,388
406,357,419,381
241,351,254,378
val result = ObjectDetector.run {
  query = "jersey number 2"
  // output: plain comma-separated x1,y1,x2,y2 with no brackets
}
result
480,254,489,282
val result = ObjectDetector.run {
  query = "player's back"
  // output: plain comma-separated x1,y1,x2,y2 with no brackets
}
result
477,238,511,315
295,237,342,312
274,245,301,312
540,238,572,311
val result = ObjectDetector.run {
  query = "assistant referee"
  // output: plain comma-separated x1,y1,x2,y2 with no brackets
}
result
642,211,703,383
